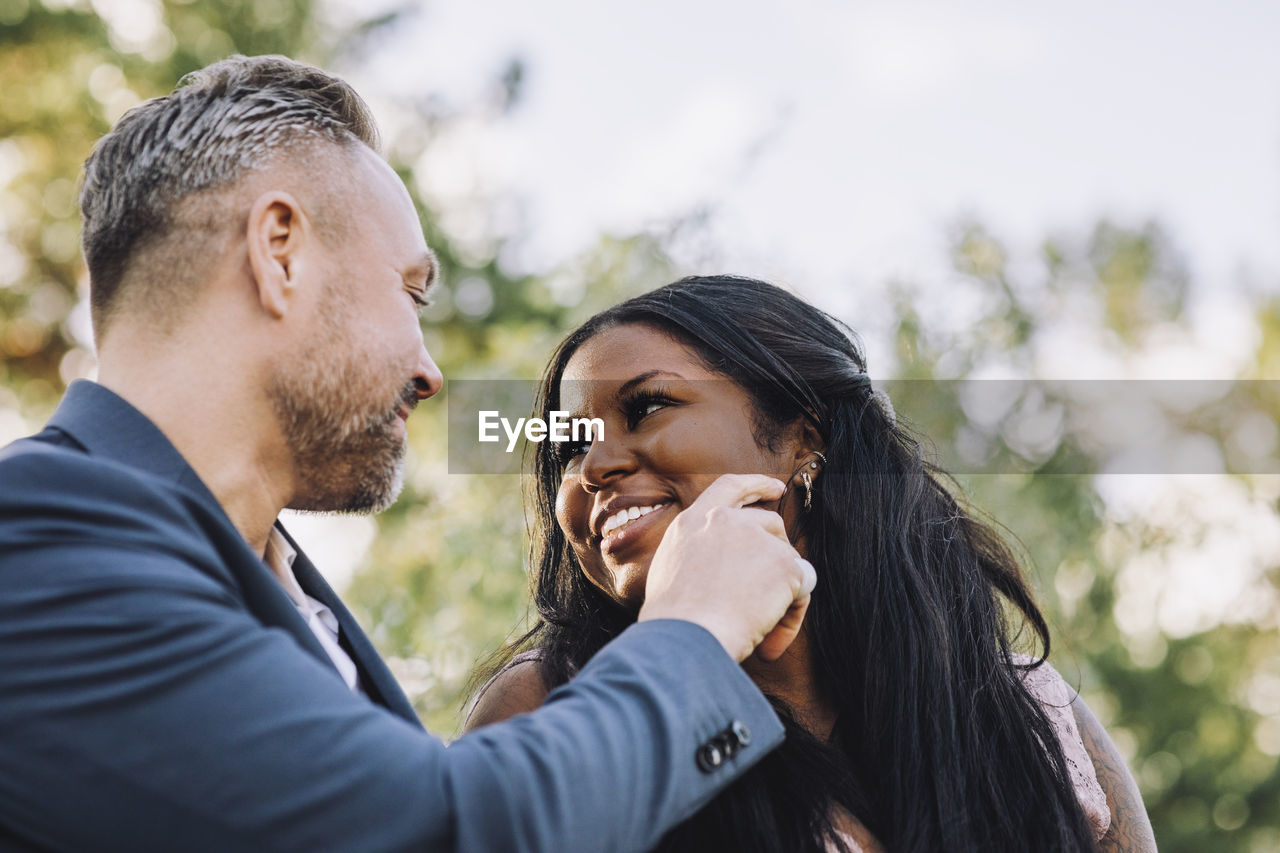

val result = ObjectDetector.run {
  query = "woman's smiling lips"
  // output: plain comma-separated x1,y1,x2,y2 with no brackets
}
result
591,499,674,555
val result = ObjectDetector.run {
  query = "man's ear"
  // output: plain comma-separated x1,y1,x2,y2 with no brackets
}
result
246,191,308,319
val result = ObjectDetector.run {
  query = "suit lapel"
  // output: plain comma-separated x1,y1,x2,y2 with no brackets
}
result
44,381,352,687
48,381,421,722
280,527,422,728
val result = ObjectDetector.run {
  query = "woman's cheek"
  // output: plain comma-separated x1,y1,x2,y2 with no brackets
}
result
555,481,590,547
576,547,612,596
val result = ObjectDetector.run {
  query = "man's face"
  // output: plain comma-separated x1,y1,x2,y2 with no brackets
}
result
270,147,442,514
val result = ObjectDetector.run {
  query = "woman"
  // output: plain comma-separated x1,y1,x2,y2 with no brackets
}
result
467,275,1155,852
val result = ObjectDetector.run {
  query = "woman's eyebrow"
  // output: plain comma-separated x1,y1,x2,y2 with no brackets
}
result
560,370,686,419
615,370,684,398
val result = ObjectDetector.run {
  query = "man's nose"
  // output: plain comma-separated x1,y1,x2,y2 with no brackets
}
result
413,344,444,400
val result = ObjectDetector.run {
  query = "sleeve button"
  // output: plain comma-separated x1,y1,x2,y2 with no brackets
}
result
695,742,725,773
729,720,751,747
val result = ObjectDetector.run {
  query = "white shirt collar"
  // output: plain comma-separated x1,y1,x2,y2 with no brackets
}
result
263,527,362,694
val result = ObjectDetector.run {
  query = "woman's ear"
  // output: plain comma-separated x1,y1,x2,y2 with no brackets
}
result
246,190,309,319
777,418,827,541
789,418,827,474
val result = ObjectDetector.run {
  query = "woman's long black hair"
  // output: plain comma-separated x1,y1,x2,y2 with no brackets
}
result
491,275,1098,852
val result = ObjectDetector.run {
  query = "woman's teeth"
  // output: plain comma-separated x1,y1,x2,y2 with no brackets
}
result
601,503,668,538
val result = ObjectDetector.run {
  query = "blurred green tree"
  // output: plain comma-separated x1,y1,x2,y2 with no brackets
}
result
0,0,321,417
887,221,1280,852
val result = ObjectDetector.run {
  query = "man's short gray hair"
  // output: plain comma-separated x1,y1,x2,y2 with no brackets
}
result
79,54,380,335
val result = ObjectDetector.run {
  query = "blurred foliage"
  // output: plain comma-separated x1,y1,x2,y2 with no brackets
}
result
894,221,1280,851
3,4,1279,850
0,0,320,416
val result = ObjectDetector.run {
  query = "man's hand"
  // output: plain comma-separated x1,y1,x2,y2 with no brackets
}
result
638,474,817,662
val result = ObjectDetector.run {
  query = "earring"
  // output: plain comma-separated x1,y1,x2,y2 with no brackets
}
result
801,451,825,510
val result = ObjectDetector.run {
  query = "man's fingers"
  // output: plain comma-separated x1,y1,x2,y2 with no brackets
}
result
692,473,785,511
734,507,789,540
754,593,811,662
795,557,817,597
640,475,816,663
753,558,816,661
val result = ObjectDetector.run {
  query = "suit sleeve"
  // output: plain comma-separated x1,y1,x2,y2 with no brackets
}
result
0,449,783,853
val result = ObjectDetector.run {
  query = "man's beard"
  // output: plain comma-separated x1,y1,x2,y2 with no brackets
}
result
268,300,418,514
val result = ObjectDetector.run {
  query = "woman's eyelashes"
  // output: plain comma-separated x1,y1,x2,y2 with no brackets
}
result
619,385,677,429
557,437,591,466
557,386,680,469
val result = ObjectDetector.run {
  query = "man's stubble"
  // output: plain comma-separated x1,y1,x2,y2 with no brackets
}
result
268,281,417,515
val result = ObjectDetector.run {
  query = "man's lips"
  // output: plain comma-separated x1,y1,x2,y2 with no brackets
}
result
394,381,420,422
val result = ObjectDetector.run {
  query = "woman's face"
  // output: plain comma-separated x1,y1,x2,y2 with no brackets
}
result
555,323,808,609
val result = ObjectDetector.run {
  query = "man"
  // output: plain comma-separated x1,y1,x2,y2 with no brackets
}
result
0,56,815,851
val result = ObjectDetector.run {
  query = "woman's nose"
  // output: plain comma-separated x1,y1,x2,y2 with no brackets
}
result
577,436,636,492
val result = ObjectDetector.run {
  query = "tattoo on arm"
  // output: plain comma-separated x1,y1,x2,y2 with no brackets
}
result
1072,697,1159,852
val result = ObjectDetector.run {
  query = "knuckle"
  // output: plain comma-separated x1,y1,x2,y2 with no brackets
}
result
705,505,730,525
710,472,742,489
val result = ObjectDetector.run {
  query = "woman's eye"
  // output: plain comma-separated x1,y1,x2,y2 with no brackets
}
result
557,440,591,467
624,393,672,429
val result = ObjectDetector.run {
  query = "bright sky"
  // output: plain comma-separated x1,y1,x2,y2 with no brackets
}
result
55,0,1280,606
326,1,1280,620
351,0,1280,342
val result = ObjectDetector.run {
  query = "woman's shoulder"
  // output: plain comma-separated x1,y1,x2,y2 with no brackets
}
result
463,650,553,732
1009,654,1115,842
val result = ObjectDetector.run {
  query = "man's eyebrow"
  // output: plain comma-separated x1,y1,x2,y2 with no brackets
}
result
402,250,440,293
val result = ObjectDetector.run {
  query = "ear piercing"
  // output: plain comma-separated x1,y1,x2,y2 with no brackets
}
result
802,451,826,510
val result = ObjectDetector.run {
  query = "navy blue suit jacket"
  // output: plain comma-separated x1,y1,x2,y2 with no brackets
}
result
0,381,783,852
